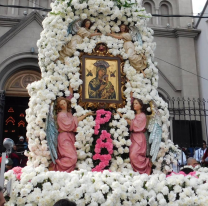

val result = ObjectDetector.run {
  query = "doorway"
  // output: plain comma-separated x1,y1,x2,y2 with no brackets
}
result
3,96,29,144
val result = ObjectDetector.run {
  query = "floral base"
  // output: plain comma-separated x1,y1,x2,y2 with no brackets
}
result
5,166,208,206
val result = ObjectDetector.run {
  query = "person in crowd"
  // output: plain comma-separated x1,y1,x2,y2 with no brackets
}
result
172,151,187,172
178,151,187,166
16,136,25,153
10,145,20,167
0,187,6,206
23,137,29,151
201,144,208,166
194,140,207,163
187,157,200,168
5,158,13,172
15,136,28,167
53,199,76,206
17,136,24,145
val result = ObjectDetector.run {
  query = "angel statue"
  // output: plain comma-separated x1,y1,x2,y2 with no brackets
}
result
117,97,152,175
116,91,162,175
147,100,162,163
59,19,102,62
47,85,94,172
107,24,147,77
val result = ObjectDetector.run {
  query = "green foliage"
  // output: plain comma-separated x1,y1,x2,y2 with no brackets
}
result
112,0,135,9
67,0,73,7
50,11,64,16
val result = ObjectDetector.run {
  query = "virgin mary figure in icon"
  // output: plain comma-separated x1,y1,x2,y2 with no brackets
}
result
59,19,102,62
88,60,116,100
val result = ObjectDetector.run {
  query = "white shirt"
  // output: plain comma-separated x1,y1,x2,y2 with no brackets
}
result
178,151,187,166
194,148,207,162
172,151,187,172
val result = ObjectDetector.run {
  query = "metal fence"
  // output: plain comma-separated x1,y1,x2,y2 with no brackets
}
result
167,97,208,149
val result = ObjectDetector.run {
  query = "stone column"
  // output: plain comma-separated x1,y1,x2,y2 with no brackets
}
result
28,0,36,15
7,0,13,15
176,34,199,99
169,115,173,142
0,91,5,152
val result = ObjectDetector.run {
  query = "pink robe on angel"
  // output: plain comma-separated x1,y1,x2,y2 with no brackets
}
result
129,113,151,174
51,95,78,173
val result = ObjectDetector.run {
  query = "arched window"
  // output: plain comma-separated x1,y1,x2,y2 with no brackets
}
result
160,4,169,26
159,1,173,27
144,2,153,24
144,2,152,14
0,0,8,15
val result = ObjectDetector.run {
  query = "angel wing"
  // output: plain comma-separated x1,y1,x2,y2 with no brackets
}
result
129,26,143,46
148,101,162,162
67,19,82,36
46,102,58,164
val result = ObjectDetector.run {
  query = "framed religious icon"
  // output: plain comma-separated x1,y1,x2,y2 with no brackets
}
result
81,55,123,106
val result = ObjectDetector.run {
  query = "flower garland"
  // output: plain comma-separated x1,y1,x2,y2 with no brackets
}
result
94,110,111,135
92,130,113,172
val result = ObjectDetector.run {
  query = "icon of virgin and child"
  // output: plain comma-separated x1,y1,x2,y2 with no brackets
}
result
88,60,116,100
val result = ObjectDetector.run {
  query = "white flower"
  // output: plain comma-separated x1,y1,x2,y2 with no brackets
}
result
81,13,87,19
117,157,124,165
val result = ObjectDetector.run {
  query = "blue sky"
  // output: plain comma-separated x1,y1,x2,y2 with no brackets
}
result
192,0,207,14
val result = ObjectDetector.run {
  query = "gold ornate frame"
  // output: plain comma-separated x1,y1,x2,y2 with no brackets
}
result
78,43,126,110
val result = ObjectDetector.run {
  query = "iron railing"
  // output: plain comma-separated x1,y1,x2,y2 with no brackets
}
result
167,97,208,149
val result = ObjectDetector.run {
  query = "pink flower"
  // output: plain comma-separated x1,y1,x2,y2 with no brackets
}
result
93,154,100,160
16,173,22,180
92,129,113,172
94,148,101,153
92,110,113,172
12,167,22,174
189,172,198,178
100,162,107,168
107,138,113,143
178,171,186,176
96,139,102,144
12,167,22,180
166,171,198,178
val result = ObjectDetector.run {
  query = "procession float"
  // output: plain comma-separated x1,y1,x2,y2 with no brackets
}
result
4,0,208,205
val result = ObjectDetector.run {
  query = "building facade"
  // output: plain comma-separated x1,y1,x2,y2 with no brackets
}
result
0,0,204,149
195,0,208,146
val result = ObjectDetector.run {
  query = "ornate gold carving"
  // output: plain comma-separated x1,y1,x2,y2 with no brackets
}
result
94,42,109,56
78,43,127,110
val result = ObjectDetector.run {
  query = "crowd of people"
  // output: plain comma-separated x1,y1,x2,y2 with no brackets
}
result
0,136,28,172
173,140,208,172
